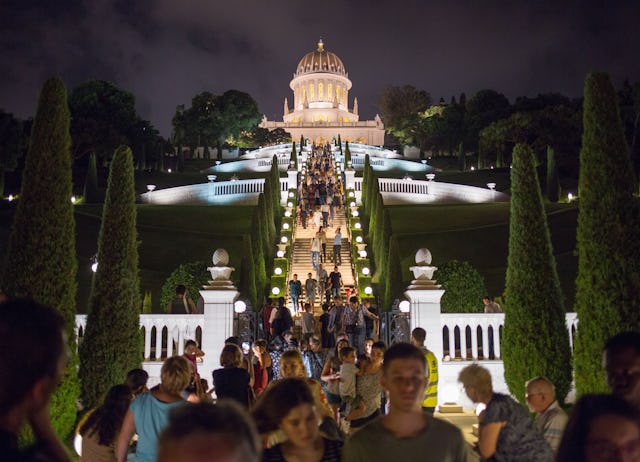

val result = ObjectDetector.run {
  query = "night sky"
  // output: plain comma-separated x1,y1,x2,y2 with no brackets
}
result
1,0,639,136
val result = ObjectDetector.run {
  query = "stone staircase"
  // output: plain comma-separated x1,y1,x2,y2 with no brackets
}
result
287,207,355,314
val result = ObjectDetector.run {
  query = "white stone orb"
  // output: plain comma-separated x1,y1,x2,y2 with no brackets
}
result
415,248,432,265
212,248,230,266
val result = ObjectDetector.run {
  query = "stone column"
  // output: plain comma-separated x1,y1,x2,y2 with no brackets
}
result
287,167,298,191
344,168,356,191
199,249,239,380
404,248,445,362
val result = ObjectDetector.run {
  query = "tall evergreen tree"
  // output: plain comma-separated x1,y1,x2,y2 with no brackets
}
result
383,236,403,310
1,77,79,438
300,134,304,149
240,234,258,309
375,208,392,295
290,141,298,169
177,148,185,172
83,152,100,203
270,155,282,224
546,146,560,202
258,193,275,261
251,206,267,301
344,141,351,166
361,155,371,214
79,145,142,408
573,72,640,394
502,143,572,403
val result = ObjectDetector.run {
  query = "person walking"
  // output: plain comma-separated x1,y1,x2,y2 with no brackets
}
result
333,227,342,265
288,274,302,314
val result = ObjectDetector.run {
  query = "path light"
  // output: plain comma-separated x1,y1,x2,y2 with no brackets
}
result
90,255,98,273
349,201,356,208
147,184,157,192
274,267,283,275
287,201,293,207
470,166,475,171
567,193,574,202
359,250,367,258
282,222,290,230
354,222,361,229
8,194,14,202
426,173,435,181
284,210,292,217
355,236,363,243
207,175,216,182
167,168,172,173
70,196,77,204
399,300,410,313
348,191,355,198
364,286,373,295
280,236,288,244
271,287,281,295
352,210,359,217
486,182,496,191
276,250,285,258
421,159,427,165
362,267,370,276
215,160,221,166
288,191,295,198
234,300,246,313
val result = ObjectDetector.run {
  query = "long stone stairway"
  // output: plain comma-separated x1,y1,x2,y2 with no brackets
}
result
287,207,355,314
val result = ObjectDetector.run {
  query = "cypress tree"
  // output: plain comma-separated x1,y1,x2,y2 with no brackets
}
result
270,155,282,223
83,152,100,203
376,208,392,294
361,155,370,214
177,148,185,172
458,142,465,171
240,234,258,309
259,193,275,260
574,72,640,394
1,77,79,438
383,236,403,311
344,141,351,166
502,143,572,404
546,146,560,202
79,145,142,409
290,141,298,169
300,134,304,149
251,206,267,301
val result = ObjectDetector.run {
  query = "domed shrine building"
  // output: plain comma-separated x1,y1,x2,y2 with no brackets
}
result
261,39,385,145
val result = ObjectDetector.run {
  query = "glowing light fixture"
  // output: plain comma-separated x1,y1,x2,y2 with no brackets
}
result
168,168,172,173
146,184,157,192
288,191,295,198
355,236,363,243
470,166,475,171
282,222,290,230
359,250,367,258
234,300,247,313
280,236,288,244
274,267,283,275
276,250,285,258
287,201,293,207
70,196,77,204
487,182,496,191
8,194,14,202
364,286,373,295
271,287,281,295
349,201,356,207
348,191,355,197
284,210,292,217
352,210,359,217
399,300,410,313
567,193,574,202
362,267,370,276
354,222,361,229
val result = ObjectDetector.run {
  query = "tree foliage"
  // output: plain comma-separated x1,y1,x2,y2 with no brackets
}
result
160,261,210,312
1,77,79,438
434,260,487,313
383,236,404,311
239,234,258,309
0,109,25,196
546,146,560,202
79,145,142,409
83,152,100,203
573,73,640,395
378,85,432,145
290,141,298,169
502,143,573,404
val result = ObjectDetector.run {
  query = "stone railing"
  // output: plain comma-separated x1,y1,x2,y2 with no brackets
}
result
440,312,578,361
139,177,290,206
76,314,204,361
257,157,292,167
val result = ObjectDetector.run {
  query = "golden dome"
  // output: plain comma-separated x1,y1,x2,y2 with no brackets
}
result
295,39,346,77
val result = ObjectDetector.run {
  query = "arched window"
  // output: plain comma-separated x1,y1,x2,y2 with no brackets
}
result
318,82,324,100
336,86,341,103
327,83,333,101
309,83,315,100
301,87,306,102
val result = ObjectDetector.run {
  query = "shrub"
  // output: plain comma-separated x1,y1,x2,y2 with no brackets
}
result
434,260,486,313
160,261,210,312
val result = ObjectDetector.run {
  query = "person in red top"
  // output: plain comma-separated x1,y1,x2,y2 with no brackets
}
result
183,340,204,374
261,299,275,340
252,340,271,397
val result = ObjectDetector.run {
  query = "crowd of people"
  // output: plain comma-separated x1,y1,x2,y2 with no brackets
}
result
6,295,640,462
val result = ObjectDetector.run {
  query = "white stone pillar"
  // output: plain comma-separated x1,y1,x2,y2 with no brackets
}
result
199,287,238,379
404,248,445,362
344,168,356,190
198,249,239,381
287,168,298,191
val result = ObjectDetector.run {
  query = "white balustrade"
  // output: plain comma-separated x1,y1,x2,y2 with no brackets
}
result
76,314,204,361
440,313,577,362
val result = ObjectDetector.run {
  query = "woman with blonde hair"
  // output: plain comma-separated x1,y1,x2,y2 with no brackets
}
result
116,355,191,462
458,364,553,461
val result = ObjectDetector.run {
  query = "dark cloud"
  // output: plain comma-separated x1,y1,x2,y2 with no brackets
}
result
0,0,638,136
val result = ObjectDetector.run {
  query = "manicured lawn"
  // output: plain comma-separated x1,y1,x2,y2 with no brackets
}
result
388,202,579,309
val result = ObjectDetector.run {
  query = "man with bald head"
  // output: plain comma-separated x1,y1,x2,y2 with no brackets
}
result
524,376,568,453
